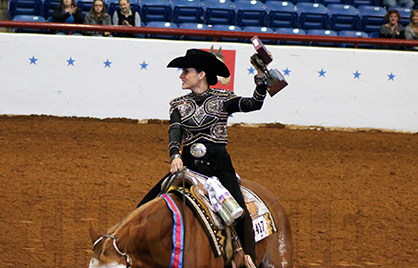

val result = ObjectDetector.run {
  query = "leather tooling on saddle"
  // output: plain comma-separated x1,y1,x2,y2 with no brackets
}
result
242,187,278,242
163,170,277,258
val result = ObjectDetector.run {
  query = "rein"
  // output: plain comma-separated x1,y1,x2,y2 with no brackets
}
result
93,235,133,268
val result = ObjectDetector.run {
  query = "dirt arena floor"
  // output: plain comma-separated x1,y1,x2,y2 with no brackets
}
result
0,115,417,268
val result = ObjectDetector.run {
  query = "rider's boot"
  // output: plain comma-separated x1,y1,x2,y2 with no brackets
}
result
236,210,257,268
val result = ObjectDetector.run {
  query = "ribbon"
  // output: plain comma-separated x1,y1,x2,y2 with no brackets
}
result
161,194,184,268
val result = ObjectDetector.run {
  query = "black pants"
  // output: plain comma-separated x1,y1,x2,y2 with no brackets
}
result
138,144,256,261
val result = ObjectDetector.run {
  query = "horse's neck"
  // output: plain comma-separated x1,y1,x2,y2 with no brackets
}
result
106,198,176,267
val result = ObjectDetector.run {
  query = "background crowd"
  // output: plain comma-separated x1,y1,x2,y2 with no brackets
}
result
52,0,140,36
6,0,418,50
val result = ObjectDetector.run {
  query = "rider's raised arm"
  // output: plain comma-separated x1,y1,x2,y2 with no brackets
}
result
224,83,268,114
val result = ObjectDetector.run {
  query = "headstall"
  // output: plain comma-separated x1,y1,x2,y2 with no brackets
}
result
93,235,133,268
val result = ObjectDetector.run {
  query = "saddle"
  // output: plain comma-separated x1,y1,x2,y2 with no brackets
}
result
161,169,277,268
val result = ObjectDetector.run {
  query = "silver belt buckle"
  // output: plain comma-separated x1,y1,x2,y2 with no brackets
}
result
190,143,207,158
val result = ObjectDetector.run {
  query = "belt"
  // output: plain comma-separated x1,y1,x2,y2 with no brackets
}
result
193,159,211,166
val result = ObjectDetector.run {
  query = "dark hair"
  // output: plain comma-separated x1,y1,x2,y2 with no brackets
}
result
385,10,401,22
61,0,77,6
195,67,218,86
206,73,218,85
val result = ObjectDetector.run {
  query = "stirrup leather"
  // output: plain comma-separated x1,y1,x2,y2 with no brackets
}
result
228,228,258,268
244,255,257,268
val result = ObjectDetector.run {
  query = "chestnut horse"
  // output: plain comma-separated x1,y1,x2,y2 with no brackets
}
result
88,178,293,268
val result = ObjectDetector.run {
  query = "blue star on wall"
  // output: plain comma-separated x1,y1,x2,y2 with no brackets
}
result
104,59,112,68
353,70,361,79
67,57,75,66
283,67,291,76
387,72,395,81
29,56,38,65
318,69,326,77
248,66,255,75
140,61,148,70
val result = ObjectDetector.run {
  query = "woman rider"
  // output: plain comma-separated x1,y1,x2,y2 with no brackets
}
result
138,48,270,264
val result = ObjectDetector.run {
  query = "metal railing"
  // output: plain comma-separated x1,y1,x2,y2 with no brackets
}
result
1,20,418,49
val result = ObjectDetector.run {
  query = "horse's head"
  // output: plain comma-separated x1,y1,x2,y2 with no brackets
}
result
87,199,177,268
88,222,132,268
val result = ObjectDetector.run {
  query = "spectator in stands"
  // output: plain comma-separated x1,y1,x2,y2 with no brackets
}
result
380,10,405,38
112,0,141,37
52,0,84,35
405,9,418,50
84,0,112,37
382,0,414,9
52,0,84,24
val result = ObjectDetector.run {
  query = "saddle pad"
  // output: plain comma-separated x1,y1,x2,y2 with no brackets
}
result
169,184,278,257
169,187,225,258
241,186,278,242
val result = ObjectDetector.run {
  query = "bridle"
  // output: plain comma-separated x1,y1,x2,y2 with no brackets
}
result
93,235,133,268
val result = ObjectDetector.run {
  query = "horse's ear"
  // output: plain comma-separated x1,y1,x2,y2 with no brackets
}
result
89,221,100,244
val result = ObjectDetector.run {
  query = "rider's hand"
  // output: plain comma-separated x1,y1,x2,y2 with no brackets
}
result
69,5,77,14
170,158,183,174
251,51,273,77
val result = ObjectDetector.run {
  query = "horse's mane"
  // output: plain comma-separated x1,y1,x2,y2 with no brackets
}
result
106,198,162,239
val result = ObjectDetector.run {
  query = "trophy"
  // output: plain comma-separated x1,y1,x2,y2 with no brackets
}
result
251,36,288,97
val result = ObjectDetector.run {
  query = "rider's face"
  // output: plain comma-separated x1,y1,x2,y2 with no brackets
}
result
179,68,203,91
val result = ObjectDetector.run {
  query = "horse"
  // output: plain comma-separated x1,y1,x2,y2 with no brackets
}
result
88,173,294,268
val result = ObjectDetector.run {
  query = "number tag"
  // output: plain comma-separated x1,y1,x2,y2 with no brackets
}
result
252,214,270,242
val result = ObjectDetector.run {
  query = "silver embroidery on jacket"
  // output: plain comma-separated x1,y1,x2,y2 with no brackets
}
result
169,88,237,145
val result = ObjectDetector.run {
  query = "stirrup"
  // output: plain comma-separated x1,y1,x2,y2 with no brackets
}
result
244,255,257,268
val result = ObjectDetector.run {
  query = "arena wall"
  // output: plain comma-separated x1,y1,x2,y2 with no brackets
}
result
0,33,417,132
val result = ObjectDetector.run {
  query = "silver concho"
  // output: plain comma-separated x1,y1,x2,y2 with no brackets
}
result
190,143,207,158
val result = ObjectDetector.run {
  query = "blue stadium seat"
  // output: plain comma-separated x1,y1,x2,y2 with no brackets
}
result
234,0,267,27
171,0,204,24
43,0,61,19
242,26,276,44
12,14,46,33
327,4,359,31
242,25,274,33
357,5,386,33
141,0,172,23
211,24,241,31
339,29,368,37
292,0,316,3
347,0,381,7
307,29,338,35
265,1,298,28
391,7,412,27
211,24,242,42
275,27,307,45
296,2,328,29
307,29,339,46
145,21,179,39
77,0,97,14
275,27,305,34
338,30,371,47
321,0,346,6
178,22,212,40
107,0,120,17
202,0,235,25
9,0,44,19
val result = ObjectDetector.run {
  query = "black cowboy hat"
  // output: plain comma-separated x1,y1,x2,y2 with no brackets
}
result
167,49,230,79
